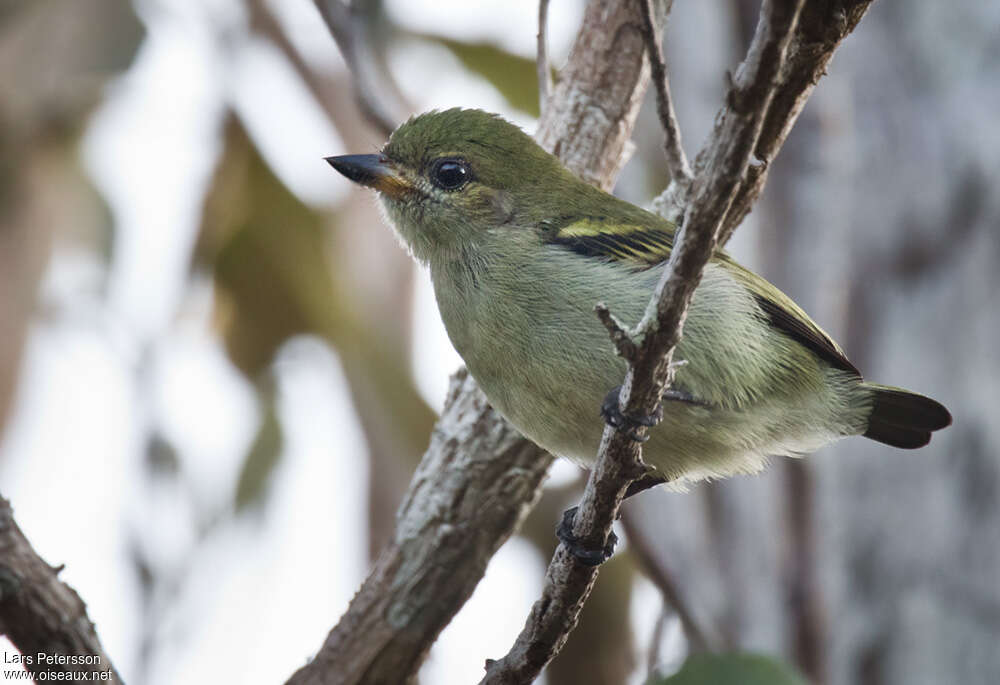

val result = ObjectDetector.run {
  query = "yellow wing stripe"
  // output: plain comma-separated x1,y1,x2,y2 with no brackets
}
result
549,220,674,267
556,218,646,238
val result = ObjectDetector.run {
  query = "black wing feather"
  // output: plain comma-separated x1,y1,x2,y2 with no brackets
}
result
753,295,860,376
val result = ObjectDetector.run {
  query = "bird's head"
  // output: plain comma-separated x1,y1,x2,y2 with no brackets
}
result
326,108,592,263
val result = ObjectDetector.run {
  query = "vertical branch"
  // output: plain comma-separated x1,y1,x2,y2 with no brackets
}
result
537,0,553,116
312,0,404,137
715,0,876,244
620,510,717,654
646,606,669,677
784,461,826,683
535,0,654,190
638,0,691,187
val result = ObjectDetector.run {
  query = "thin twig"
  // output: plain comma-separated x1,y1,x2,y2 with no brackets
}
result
783,460,826,682
313,0,400,137
482,2,807,682
646,605,669,677
714,0,876,244
249,0,332,110
637,0,691,186
596,302,638,362
621,509,715,654
537,0,553,117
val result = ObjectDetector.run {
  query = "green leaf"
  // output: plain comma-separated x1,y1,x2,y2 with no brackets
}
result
196,117,336,377
649,653,809,685
234,385,283,512
415,34,543,116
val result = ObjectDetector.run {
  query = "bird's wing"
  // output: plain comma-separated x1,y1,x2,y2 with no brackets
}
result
546,217,860,377
546,217,675,266
721,258,861,376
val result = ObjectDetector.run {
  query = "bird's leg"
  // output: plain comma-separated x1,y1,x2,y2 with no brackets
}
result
556,477,668,564
556,506,618,566
661,388,710,406
601,385,709,442
601,386,661,442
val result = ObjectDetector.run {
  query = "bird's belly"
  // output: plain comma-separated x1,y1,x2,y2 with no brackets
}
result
431,256,856,485
461,331,615,467
457,327,853,488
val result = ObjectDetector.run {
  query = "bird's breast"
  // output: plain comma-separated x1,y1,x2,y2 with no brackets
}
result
428,250,638,462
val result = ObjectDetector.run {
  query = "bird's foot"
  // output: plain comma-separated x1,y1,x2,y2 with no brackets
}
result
600,386,662,442
661,388,711,407
601,385,711,442
556,506,618,566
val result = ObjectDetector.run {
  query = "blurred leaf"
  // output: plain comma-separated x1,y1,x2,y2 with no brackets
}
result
195,116,437,459
234,384,283,512
649,653,808,685
415,34,542,116
196,117,338,377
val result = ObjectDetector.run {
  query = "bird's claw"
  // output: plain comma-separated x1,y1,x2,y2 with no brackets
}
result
556,506,618,566
600,386,662,442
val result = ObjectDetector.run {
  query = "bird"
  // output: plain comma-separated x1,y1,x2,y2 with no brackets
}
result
325,108,952,495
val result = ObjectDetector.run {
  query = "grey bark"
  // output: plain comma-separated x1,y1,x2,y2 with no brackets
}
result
287,370,550,685
0,496,122,683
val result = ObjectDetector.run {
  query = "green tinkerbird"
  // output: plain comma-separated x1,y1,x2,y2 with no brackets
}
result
327,108,951,493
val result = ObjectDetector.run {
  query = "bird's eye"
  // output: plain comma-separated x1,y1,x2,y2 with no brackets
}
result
430,159,470,190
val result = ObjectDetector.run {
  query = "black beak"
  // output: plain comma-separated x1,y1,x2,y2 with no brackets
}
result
325,154,411,197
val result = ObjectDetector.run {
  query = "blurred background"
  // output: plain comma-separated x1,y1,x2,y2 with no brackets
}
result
0,0,997,683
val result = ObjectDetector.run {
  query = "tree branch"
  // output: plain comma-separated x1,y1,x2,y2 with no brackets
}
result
638,0,691,188
312,0,404,137
287,371,550,685
482,2,813,681
620,509,716,654
534,0,657,190
715,0,876,244
0,495,122,683
536,0,553,117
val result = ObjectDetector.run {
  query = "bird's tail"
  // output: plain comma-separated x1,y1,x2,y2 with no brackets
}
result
861,383,952,449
